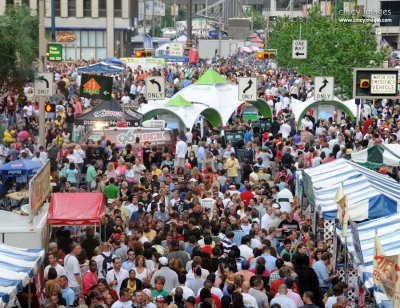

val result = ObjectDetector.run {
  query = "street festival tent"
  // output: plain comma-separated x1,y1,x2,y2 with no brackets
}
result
0,159,42,179
291,97,358,128
336,212,400,305
103,57,124,66
0,243,44,307
302,158,400,221
77,62,124,74
76,100,143,127
351,143,400,168
142,69,273,128
47,193,105,225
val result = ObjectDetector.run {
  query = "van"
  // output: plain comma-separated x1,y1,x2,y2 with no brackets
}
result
74,127,176,150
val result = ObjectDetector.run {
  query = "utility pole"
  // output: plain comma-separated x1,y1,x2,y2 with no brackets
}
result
143,0,147,39
38,0,47,148
51,0,56,41
186,0,193,48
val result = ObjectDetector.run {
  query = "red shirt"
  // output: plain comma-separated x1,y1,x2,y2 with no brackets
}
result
82,270,98,296
201,245,213,256
196,293,221,308
240,190,255,205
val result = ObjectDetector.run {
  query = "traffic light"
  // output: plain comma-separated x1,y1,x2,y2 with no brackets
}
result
360,79,370,89
45,103,55,113
134,49,154,57
256,49,277,60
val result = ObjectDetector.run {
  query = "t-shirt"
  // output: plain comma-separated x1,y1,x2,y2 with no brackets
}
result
61,287,75,307
151,289,170,302
104,185,119,199
66,168,78,184
63,254,81,288
111,300,133,308
86,165,97,182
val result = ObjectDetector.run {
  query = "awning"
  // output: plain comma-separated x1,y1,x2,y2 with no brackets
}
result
0,244,44,307
302,158,400,220
238,46,260,53
47,192,105,225
351,143,400,167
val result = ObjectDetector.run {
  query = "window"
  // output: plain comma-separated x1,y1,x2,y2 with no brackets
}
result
114,0,122,17
54,0,61,16
99,0,106,17
83,0,91,17
68,0,76,16
5,0,13,5
381,1,400,27
21,0,29,6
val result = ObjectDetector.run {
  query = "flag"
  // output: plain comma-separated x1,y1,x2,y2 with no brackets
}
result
325,1,331,16
373,233,400,307
335,184,348,236
320,1,326,16
302,4,307,17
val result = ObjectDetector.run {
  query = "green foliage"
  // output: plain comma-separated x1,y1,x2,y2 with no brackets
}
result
163,5,174,28
150,26,163,37
0,4,39,90
243,7,266,30
178,6,187,21
267,5,387,98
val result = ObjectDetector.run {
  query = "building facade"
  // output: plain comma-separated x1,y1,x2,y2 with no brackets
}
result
0,0,135,59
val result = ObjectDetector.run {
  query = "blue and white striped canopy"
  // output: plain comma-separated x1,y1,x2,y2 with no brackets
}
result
302,159,400,221
0,244,44,307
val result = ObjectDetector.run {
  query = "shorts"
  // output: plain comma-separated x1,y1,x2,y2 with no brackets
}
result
174,157,185,168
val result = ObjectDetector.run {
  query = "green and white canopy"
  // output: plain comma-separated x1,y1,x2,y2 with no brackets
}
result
351,143,400,167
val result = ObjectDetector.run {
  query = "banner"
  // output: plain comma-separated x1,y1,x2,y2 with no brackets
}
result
80,74,113,100
302,4,308,17
325,1,331,16
349,220,364,265
29,161,51,217
373,233,400,307
335,184,348,236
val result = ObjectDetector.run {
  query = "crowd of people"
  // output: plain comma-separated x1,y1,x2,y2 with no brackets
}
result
0,52,399,308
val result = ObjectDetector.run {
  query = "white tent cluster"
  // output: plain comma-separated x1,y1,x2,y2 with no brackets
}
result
0,244,44,307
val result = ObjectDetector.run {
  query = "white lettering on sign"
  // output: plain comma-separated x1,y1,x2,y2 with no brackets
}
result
370,74,397,94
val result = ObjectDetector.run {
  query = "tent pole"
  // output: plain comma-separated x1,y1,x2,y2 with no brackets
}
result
344,234,348,284
28,280,31,308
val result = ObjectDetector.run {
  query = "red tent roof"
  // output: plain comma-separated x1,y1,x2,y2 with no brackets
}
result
47,192,105,225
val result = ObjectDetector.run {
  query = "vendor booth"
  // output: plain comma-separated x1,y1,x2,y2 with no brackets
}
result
76,100,143,127
351,143,400,168
47,192,105,226
0,243,45,308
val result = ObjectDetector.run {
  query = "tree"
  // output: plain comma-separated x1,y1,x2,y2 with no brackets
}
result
163,4,175,28
178,6,187,21
243,7,266,31
267,5,387,98
0,4,39,90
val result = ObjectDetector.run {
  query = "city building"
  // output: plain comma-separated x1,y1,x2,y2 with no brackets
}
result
356,0,400,49
0,0,136,59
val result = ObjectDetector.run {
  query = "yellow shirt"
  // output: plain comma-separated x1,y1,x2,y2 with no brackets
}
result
3,130,15,143
152,168,162,179
225,158,239,177
144,229,157,241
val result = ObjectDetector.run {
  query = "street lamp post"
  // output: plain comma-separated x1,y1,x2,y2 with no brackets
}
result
186,0,192,48
38,0,47,148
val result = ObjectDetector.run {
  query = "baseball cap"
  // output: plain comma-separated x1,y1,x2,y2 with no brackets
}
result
272,203,281,209
152,193,159,198
142,288,152,297
189,178,197,182
179,192,187,199
241,260,249,268
144,141,151,145
159,256,168,266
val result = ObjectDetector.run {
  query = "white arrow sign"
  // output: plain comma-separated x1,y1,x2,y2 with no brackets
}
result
34,72,54,97
145,76,165,100
238,77,257,102
314,76,334,101
292,40,308,59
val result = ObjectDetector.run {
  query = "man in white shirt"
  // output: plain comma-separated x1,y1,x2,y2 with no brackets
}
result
280,120,292,139
121,92,131,104
261,206,274,230
174,136,188,173
44,253,66,280
63,243,82,296
270,284,296,308
276,185,294,213
241,281,259,308
106,257,129,294
171,275,195,300
239,236,254,260
111,288,132,308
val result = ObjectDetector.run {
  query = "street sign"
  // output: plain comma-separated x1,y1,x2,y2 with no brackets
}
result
145,76,165,100
238,77,257,101
314,76,334,101
80,74,113,100
292,40,307,59
48,44,62,61
353,68,399,99
169,42,184,56
34,72,54,97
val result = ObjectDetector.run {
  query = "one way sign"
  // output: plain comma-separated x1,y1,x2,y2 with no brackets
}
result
238,77,257,101
292,40,307,59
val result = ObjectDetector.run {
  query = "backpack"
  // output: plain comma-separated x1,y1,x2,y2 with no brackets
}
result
101,253,114,277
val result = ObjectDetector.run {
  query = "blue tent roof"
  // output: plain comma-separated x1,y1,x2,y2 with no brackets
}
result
302,159,400,220
0,159,42,176
103,57,123,65
77,62,124,74
0,244,44,306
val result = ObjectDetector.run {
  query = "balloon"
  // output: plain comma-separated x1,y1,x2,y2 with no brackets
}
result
184,162,191,170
